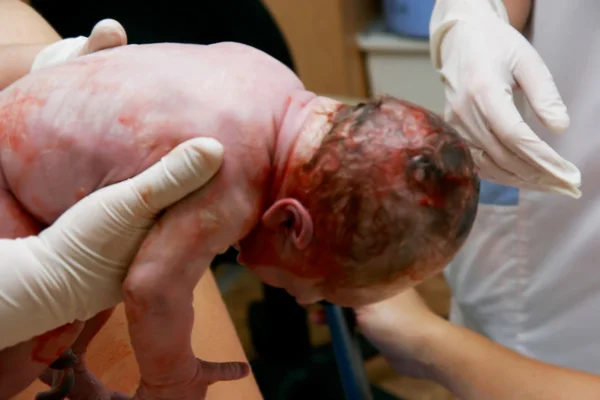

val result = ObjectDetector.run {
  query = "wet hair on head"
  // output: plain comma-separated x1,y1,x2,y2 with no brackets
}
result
284,95,480,289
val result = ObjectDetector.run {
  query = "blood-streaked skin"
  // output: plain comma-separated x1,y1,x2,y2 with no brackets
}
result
0,42,301,399
0,42,478,398
238,96,479,306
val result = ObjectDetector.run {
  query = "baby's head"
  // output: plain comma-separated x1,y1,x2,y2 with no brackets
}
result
237,95,479,307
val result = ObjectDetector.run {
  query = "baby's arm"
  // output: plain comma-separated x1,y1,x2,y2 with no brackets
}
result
123,179,253,399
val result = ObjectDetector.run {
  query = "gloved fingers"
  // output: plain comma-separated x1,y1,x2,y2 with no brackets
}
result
471,146,533,185
82,19,128,56
446,92,540,183
517,176,582,198
513,44,570,133
476,87,581,192
126,137,224,216
467,146,528,186
473,147,582,198
198,359,251,384
446,94,581,197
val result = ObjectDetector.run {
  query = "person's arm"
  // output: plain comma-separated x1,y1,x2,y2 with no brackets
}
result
0,43,53,89
424,316,600,400
0,0,61,88
354,288,600,400
0,1,127,90
503,0,533,32
0,0,60,45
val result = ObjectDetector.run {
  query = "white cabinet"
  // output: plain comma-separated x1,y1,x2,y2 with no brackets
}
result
356,19,445,114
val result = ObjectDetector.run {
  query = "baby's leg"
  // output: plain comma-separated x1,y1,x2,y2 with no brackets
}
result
38,308,129,400
0,321,84,398
0,189,44,237
0,189,120,398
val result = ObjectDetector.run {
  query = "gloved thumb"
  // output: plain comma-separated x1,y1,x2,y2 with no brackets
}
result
81,19,128,56
126,137,224,217
31,19,128,72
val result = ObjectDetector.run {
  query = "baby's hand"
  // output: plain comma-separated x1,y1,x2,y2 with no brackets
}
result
134,358,250,400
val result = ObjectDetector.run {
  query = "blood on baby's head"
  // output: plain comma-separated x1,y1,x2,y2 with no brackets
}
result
280,95,480,292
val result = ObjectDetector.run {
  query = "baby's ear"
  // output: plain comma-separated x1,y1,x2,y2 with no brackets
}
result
262,198,313,250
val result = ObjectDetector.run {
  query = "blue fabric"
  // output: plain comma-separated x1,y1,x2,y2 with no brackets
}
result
479,179,519,206
383,0,435,38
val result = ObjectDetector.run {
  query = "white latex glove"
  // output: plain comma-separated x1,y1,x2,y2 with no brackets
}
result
430,0,581,198
0,137,224,350
30,18,127,71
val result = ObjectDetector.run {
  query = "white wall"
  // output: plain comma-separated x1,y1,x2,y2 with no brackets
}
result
356,20,445,115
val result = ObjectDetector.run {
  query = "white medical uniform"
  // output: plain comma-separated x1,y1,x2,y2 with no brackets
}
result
446,2,600,373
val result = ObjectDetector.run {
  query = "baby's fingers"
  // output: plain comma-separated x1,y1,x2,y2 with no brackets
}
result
198,359,250,384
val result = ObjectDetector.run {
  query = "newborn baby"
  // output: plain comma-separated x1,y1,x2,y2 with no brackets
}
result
0,42,479,398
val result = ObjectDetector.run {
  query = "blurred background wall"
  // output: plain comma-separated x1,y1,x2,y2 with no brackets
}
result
263,0,445,113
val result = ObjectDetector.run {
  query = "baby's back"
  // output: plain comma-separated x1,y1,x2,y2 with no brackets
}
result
0,42,305,238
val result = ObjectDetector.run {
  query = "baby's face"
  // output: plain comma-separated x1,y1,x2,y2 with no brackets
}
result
247,265,411,307
235,221,327,305
237,229,410,307
235,194,422,308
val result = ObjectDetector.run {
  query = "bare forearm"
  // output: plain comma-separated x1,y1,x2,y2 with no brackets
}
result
0,0,60,45
0,0,61,89
0,43,47,89
502,0,533,32
424,318,600,400
0,0,61,45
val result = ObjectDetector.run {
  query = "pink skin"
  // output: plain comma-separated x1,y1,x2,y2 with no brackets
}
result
0,42,338,399
0,42,479,398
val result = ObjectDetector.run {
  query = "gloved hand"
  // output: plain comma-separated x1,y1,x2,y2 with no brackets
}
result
430,0,581,198
30,18,127,71
0,137,224,350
